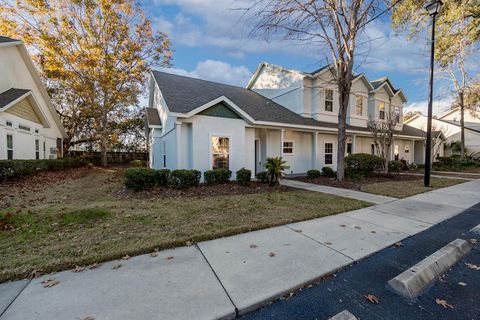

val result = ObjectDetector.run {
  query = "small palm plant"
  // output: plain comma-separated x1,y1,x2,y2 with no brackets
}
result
265,157,289,186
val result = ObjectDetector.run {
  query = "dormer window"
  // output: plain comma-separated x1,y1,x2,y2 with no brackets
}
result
355,95,363,116
325,89,333,112
379,101,385,120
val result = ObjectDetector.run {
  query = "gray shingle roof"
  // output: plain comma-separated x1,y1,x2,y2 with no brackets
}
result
145,107,161,126
151,71,423,137
0,88,30,109
0,36,20,44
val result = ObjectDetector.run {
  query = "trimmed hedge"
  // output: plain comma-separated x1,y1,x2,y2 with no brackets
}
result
204,168,232,185
256,171,269,183
168,169,201,189
388,160,403,174
307,169,321,179
124,168,157,191
322,166,336,178
345,153,384,175
236,168,251,186
155,169,171,187
0,158,87,181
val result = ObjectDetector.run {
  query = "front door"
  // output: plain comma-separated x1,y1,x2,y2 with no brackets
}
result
254,139,260,174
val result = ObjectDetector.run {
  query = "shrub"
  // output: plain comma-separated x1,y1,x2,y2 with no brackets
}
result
155,169,171,187
345,153,384,175
265,157,289,186
256,171,268,183
307,169,321,179
168,169,201,189
124,168,157,191
236,168,251,186
321,167,336,178
130,159,147,167
0,158,86,181
204,168,232,185
346,171,364,181
388,160,403,174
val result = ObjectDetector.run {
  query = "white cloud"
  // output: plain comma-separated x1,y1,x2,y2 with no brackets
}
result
405,96,455,115
160,59,252,87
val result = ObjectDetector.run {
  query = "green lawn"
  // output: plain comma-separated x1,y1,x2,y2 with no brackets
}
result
0,167,370,282
360,177,466,198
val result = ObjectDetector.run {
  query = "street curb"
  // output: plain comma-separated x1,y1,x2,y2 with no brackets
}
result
328,310,358,320
388,238,471,299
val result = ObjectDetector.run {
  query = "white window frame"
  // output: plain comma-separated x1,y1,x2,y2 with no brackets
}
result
209,133,231,170
324,142,334,165
35,139,40,160
6,120,13,127
324,89,333,112
282,141,294,155
6,134,13,160
378,101,386,120
355,95,363,116
394,106,401,124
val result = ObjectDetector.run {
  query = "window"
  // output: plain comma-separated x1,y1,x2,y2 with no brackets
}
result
394,107,401,124
404,145,410,153
355,96,363,116
325,143,333,165
19,125,30,132
34,129,39,134
394,144,399,160
6,121,13,127
379,101,385,120
163,141,167,168
35,139,40,160
283,141,293,154
325,89,333,112
371,144,375,155
7,135,13,160
346,143,352,155
212,136,229,169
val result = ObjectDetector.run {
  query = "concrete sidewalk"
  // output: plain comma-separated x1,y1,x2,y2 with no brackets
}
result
281,179,397,204
1,180,479,320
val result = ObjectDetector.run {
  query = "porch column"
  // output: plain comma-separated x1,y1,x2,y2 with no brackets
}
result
352,134,357,154
411,139,415,163
175,121,182,169
280,129,285,157
312,132,318,169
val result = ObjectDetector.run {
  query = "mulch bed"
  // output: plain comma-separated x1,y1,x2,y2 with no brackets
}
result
291,173,422,191
117,181,294,200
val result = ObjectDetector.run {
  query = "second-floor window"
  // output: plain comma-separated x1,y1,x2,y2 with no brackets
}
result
379,101,385,120
355,96,363,116
325,89,333,112
394,106,401,124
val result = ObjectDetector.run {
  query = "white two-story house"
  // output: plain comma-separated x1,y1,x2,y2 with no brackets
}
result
146,62,426,177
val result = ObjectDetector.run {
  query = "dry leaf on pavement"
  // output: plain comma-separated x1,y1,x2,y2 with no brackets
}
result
83,316,95,320
249,244,258,249
42,279,60,288
468,239,477,245
122,255,131,260
88,262,103,269
269,252,276,257
458,282,467,286
30,269,44,278
393,242,404,248
465,263,480,271
166,256,174,260
365,294,380,304
436,298,454,309
324,242,333,245
149,252,158,257
185,241,194,246
111,264,122,270
73,266,86,273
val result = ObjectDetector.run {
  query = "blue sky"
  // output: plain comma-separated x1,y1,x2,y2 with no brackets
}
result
143,0,459,114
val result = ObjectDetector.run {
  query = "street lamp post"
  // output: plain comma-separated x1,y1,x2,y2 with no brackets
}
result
424,0,443,187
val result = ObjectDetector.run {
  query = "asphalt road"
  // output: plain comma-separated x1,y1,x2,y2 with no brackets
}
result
242,202,480,320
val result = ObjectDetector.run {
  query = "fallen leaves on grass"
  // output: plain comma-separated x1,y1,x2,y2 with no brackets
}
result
112,264,122,270
73,266,86,273
436,298,454,309
88,262,102,269
122,255,131,261
30,269,43,278
249,244,258,249
465,263,480,271
42,278,59,288
269,252,276,257
365,294,379,304
185,241,194,246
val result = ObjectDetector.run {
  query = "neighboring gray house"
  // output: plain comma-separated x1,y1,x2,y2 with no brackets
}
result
145,63,426,178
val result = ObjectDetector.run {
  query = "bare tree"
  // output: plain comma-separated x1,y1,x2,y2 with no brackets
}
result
245,0,390,180
368,111,397,173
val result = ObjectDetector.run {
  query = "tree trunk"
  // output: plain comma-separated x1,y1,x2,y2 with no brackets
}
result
100,112,108,167
459,91,465,156
336,80,350,181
